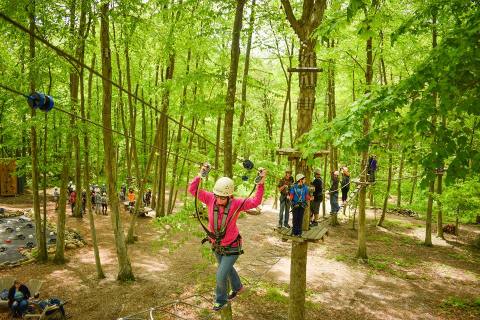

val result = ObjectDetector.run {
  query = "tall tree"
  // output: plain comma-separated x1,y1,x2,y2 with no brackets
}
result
29,0,47,262
100,2,134,281
233,0,256,161
281,1,327,318
224,0,247,177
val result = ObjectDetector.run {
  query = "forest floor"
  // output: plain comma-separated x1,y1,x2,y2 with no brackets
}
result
0,192,479,320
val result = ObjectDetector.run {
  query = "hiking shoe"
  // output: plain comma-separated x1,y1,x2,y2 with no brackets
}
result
284,224,291,228
212,302,227,311
228,286,245,301
277,224,283,229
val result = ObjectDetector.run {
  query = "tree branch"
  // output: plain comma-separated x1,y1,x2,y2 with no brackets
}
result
280,0,302,36
301,0,314,23
311,0,327,28
344,50,366,74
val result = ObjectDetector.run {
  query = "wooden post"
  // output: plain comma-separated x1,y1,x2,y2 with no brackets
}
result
288,241,308,320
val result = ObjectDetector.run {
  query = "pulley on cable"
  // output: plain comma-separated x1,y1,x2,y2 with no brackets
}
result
27,92,54,112
240,159,263,184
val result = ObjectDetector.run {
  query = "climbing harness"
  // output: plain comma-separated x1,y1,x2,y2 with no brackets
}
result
194,162,263,255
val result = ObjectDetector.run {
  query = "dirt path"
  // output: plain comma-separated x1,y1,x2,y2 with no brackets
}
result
1,195,479,320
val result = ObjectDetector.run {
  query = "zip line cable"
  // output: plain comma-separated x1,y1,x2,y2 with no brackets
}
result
0,11,220,152
0,82,221,172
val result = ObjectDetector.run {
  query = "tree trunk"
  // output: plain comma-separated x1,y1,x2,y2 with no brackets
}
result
156,53,175,218
289,241,308,320
356,34,373,261
396,150,404,207
29,2,47,262
233,0,255,162
223,0,246,177
425,12,438,247
378,147,393,227
167,49,191,215
215,114,222,181
409,162,418,204
112,22,131,183
100,2,134,281
82,26,105,278
126,116,162,243
425,179,435,246
436,171,444,238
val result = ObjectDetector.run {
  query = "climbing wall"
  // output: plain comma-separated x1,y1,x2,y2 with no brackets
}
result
0,159,17,196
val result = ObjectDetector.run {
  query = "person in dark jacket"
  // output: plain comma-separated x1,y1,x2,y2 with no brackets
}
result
341,166,351,206
310,169,323,225
329,171,340,215
368,155,377,182
8,280,31,317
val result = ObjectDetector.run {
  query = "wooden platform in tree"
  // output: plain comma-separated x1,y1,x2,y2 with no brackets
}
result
274,218,330,243
276,148,329,160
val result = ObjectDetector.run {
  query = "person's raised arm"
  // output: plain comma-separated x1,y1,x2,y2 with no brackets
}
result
188,164,213,204
237,169,267,211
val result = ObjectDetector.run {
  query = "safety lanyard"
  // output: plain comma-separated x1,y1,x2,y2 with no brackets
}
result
293,185,305,204
213,200,231,236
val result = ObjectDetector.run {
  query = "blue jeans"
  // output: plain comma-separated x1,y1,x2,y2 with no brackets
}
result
330,191,340,213
214,253,241,305
279,197,290,226
292,206,305,236
11,299,28,316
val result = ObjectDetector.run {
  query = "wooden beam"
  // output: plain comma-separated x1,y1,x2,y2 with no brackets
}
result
287,67,323,73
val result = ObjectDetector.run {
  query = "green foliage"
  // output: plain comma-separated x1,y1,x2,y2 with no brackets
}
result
441,296,480,313
441,178,480,223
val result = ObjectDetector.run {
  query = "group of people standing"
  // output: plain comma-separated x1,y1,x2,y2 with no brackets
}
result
51,182,108,215
277,166,351,237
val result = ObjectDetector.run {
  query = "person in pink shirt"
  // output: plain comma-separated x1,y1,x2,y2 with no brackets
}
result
189,164,266,311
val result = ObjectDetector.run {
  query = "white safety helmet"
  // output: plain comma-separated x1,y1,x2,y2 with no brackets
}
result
213,177,234,197
296,173,305,182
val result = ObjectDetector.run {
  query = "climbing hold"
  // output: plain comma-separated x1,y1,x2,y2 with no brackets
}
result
241,175,249,181
27,92,54,112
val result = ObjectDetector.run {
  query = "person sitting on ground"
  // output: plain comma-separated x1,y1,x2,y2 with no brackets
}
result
289,174,310,237
101,193,108,215
53,187,60,210
329,171,340,214
188,164,266,311
8,280,31,318
341,166,350,206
